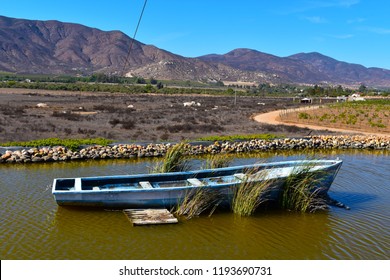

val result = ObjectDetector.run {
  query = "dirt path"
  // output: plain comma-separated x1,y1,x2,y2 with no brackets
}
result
253,108,390,137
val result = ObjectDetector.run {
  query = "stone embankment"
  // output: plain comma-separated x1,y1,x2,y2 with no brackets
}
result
0,135,389,164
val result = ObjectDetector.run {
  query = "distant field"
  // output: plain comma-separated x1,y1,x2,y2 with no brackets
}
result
280,99,390,134
0,89,323,143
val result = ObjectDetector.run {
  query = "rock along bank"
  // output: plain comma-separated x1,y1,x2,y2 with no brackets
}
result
0,135,389,164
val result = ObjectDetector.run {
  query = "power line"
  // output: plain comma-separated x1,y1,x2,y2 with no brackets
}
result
122,0,148,75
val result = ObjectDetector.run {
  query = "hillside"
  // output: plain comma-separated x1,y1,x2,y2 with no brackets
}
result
1,15,390,87
198,48,390,87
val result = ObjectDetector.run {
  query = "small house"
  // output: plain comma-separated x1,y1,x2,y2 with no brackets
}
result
348,93,365,101
300,98,312,104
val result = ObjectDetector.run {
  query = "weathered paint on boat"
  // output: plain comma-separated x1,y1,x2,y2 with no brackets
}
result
52,159,342,208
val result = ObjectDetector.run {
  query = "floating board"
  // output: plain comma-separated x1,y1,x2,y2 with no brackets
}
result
123,209,178,226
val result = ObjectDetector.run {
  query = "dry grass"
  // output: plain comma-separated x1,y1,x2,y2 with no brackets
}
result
0,89,322,143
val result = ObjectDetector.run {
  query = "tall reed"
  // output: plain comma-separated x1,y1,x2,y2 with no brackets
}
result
279,164,327,212
231,169,273,216
151,142,190,173
204,154,232,169
174,187,223,219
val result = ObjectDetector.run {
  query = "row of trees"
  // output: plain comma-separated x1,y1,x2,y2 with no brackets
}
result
0,80,229,95
1,73,389,96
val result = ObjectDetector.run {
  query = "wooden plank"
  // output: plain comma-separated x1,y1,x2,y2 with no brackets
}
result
123,209,178,226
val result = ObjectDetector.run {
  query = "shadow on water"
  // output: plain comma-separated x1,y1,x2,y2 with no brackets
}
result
328,191,377,208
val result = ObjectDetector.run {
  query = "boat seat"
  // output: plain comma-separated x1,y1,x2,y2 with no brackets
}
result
187,178,204,187
139,181,153,189
234,173,247,180
92,187,100,191
74,178,82,191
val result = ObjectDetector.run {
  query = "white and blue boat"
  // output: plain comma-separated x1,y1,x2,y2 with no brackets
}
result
52,159,342,208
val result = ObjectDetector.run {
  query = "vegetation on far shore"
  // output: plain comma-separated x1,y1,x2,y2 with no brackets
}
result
0,138,113,151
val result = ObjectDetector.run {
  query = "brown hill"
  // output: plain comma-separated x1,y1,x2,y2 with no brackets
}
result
0,15,179,74
288,52,390,87
198,48,390,87
1,15,390,87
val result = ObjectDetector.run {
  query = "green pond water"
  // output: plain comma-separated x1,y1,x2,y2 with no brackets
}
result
0,150,389,260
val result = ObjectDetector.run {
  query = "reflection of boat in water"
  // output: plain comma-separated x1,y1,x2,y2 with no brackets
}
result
52,159,342,208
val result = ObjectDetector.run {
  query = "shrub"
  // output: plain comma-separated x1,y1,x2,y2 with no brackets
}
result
121,119,136,130
298,112,310,119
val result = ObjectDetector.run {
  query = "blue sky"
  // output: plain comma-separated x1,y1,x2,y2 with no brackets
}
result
2,0,390,69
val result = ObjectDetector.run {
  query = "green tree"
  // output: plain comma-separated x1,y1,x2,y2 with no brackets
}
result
156,82,164,89
358,84,367,93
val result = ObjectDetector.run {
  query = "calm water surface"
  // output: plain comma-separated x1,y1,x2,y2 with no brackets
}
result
1,151,389,260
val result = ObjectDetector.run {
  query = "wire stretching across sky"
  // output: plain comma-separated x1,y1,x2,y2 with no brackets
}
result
122,0,148,74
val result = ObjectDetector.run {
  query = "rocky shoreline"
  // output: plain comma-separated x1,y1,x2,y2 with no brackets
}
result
0,135,389,164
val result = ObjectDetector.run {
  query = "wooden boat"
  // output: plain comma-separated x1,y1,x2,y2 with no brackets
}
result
52,159,342,208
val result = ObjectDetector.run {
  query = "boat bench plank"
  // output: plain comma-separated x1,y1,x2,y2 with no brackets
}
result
187,178,204,187
75,178,82,191
139,181,153,189
234,173,247,180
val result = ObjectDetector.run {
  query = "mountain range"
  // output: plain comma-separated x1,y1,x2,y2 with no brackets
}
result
1,15,390,87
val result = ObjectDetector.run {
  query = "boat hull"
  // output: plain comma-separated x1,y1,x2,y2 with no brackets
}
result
52,159,342,208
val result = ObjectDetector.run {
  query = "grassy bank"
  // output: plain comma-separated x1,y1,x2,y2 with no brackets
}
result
0,138,113,151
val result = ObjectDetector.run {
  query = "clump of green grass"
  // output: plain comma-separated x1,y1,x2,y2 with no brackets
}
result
231,169,273,216
151,141,190,173
0,137,113,151
174,186,223,219
279,164,327,212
